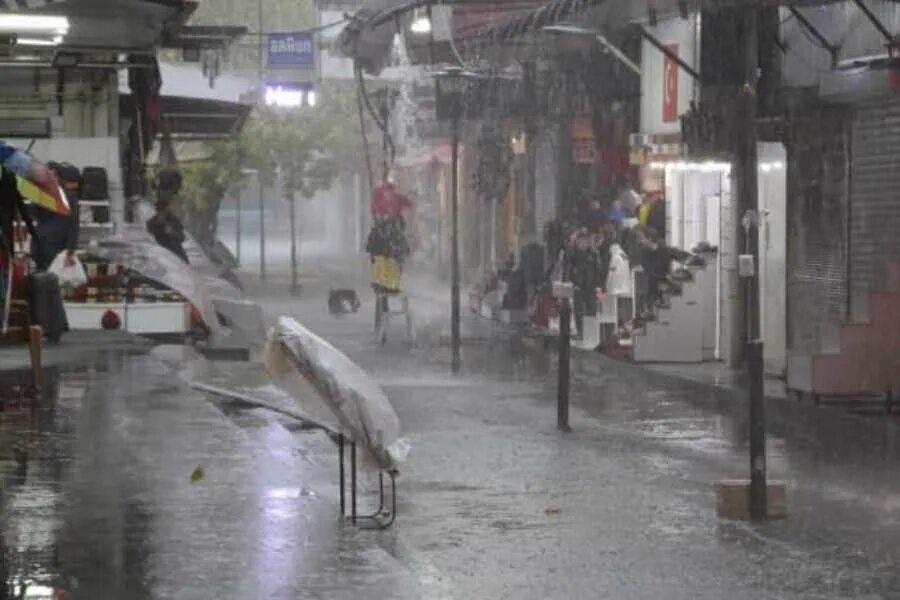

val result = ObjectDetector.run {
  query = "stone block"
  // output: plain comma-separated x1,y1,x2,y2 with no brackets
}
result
714,479,787,520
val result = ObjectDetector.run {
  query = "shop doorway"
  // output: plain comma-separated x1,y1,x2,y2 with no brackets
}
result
658,143,786,371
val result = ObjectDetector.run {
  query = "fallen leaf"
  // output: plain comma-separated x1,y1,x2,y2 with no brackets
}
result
190,466,205,482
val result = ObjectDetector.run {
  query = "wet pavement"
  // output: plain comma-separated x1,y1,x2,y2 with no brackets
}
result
2,267,900,598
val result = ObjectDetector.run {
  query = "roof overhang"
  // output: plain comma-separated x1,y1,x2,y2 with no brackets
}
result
120,61,255,139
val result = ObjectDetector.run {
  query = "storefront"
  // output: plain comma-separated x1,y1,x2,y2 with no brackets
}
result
630,12,786,371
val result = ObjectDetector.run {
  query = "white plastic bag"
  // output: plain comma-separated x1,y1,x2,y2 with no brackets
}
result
48,252,87,288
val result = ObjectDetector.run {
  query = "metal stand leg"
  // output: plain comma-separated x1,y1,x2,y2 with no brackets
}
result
351,442,357,524
336,438,398,529
338,434,345,516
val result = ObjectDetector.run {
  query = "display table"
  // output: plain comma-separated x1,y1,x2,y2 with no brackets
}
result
62,254,193,335
64,301,189,334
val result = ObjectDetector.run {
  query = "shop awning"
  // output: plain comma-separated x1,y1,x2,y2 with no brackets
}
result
119,61,255,139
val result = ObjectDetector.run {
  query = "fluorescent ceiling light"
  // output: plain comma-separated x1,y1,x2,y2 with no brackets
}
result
17,35,64,47
306,91,316,106
0,15,69,35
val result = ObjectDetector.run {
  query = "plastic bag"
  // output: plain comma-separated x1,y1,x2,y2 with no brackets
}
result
264,316,409,471
48,252,87,288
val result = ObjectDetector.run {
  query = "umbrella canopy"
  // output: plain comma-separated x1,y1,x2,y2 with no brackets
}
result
16,175,69,216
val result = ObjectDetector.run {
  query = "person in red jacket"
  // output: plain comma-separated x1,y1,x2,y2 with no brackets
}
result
366,178,414,294
370,179,413,218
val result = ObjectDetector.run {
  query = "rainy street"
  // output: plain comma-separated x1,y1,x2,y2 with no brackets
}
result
1,248,900,599
4,0,900,597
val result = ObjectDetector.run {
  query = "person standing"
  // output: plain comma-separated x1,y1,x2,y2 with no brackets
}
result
31,162,80,271
646,192,667,240
147,168,189,263
366,178,413,295
567,228,601,340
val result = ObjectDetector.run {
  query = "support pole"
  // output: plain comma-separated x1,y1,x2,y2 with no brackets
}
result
235,190,242,265
557,297,571,432
734,7,767,519
289,190,299,296
747,340,767,519
450,115,461,374
259,178,266,281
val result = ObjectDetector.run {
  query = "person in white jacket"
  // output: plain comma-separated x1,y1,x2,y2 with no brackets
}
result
605,242,631,297
605,241,632,332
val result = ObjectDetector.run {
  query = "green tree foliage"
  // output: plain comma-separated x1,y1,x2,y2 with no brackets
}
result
170,0,365,246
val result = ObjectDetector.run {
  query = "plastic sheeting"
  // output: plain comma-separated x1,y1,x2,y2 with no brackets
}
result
264,316,409,471
83,226,219,331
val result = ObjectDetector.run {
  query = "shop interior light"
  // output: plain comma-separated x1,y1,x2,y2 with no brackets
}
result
17,35,64,47
0,15,69,35
264,84,315,108
410,8,431,34
651,160,783,173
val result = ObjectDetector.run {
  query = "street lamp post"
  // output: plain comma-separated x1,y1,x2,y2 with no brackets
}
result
434,68,467,374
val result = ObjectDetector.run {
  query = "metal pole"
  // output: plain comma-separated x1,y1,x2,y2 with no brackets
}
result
748,340,766,519
257,0,265,281
557,295,571,432
450,115,461,374
235,190,242,266
289,190,299,296
259,178,266,281
735,8,766,519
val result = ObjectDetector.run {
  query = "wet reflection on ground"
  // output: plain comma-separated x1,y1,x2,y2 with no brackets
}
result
0,286,899,597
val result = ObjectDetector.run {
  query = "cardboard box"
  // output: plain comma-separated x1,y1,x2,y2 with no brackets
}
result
714,479,787,520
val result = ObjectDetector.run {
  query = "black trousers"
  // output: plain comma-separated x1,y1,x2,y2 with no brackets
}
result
572,287,597,338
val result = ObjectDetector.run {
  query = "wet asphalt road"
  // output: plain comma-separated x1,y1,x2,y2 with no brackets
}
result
2,269,900,599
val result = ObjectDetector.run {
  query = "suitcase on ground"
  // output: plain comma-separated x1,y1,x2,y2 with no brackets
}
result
26,272,69,343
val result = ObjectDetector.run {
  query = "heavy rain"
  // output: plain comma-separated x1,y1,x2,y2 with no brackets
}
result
0,0,899,598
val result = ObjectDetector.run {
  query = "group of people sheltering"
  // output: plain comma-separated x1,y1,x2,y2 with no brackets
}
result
512,186,695,348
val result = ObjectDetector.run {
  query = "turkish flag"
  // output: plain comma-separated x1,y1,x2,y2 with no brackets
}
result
662,44,679,123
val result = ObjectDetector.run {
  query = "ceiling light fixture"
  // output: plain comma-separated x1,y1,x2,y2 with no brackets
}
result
0,15,69,36
17,35,64,47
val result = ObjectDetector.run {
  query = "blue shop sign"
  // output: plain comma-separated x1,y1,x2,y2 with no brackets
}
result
267,32,315,68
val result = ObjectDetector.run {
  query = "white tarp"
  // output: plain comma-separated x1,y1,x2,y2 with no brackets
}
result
83,226,220,331
264,316,409,471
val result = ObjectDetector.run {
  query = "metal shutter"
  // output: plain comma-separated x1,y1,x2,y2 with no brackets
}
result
850,100,900,318
786,107,848,354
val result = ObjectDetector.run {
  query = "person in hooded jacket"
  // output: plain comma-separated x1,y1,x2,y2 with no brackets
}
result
31,162,80,271
567,228,602,340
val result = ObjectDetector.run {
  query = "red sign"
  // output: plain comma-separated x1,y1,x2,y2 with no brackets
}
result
662,44,679,123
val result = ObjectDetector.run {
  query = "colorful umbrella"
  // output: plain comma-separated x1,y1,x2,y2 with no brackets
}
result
16,174,69,216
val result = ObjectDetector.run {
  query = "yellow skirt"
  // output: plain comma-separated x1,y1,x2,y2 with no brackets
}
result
370,255,401,292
